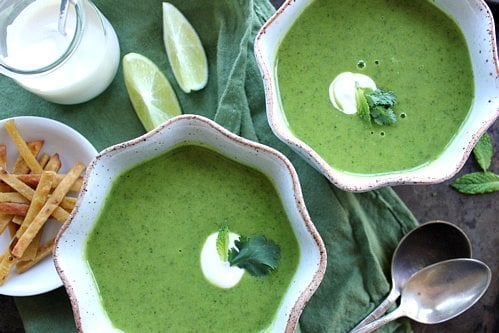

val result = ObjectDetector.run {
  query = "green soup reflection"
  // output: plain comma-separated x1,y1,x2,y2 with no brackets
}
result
277,0,474,174
85,145,300,332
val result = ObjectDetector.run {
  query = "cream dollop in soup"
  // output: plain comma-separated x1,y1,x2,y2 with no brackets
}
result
329,72,376,114
200,232,244,289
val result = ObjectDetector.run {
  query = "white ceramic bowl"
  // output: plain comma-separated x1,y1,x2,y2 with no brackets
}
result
0,116,97,296
54,115,327,332
255,0,499,192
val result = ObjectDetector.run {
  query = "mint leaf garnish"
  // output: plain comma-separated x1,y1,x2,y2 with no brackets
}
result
370,105,397,125
228,235,280,277
450,171,499,194
365,89,396,107
472,133,493,172
355,86,371,124
216,222,229,261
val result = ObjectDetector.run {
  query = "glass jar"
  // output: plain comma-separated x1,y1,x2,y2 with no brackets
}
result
0,0,120,104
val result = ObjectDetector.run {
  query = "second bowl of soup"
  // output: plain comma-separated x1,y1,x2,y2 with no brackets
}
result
255,0,499,191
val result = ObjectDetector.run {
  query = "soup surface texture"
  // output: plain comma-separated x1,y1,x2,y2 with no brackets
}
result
85,145,300,332
277,0,474,174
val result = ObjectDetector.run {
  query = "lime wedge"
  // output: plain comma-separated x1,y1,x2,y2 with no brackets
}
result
123,52,182,131
162,2,208,93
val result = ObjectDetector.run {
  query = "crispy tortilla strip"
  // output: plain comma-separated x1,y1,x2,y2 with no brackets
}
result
0,192,29,204
0,144,6,170
0,167,37,200
44,153,61,172
16,238,54,274
12,162,85,258
0,248,16,285
14,174,83,192
11,215,23,225
5,120,44,174
18,228,42,262
5,175,76,211
52,206,69,222
17,171,55,237
0,213,12,234
12,141,43,174
0,141,48,193
38,153,50,169
15,172,55,261
60,196,76,212
12,140,44,175
0,202,29,216
7,221,17,237
0,167,69,223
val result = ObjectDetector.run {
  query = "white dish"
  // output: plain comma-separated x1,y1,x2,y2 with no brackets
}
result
0,116,97,296
54,114,327,332
255,0,499,192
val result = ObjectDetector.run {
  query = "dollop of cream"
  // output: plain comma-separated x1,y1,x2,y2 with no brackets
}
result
329,72,376,114
200,232,244,289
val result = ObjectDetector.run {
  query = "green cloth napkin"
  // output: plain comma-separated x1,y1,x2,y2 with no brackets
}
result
1,0,418,332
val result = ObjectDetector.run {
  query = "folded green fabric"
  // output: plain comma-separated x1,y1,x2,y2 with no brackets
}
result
1,0,418,332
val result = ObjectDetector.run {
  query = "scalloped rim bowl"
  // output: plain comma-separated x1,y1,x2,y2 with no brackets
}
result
0,116,97,296
255,0,499,192
54,115,327,332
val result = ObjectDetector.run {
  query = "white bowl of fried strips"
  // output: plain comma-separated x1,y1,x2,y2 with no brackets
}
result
0,116,97,296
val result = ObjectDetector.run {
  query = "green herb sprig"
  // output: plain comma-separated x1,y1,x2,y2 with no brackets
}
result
450,133,499,194
228,235,281,277
216,223,281,277
216,221,230,261
356,87,398,126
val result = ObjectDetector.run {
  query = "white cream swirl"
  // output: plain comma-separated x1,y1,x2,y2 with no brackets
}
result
329,72,376,114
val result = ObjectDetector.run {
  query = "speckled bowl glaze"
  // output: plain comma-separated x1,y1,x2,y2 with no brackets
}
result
255,0,499,192
54,115,326,332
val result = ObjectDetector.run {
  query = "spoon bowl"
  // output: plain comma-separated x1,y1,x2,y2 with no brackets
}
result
352,220,472,330
352,258,491,333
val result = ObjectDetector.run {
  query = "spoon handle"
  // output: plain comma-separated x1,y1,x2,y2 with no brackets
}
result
58,0,70,35
350,307,404,333
350,288,400,331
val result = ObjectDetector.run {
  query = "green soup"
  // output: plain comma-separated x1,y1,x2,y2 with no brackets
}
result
85,145,300,332
277,0,474,174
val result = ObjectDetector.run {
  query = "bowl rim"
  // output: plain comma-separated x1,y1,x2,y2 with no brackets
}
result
54,114,327,332
254,0,499,192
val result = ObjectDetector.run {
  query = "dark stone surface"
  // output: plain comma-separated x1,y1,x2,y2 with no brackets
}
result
393,122,499,333
1,1,498,333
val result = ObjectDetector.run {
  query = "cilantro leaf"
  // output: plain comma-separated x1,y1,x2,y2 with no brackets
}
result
357,88,398,126
450,171,499,194
216,222,230,261
228,235,280,277
472,133,493,171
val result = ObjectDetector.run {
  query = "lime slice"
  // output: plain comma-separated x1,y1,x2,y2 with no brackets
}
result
162,2,208,93
123,52,182,131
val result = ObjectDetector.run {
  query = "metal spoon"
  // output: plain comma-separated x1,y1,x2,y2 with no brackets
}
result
58,0,70,35
351,258,491,333
352,220,472,331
